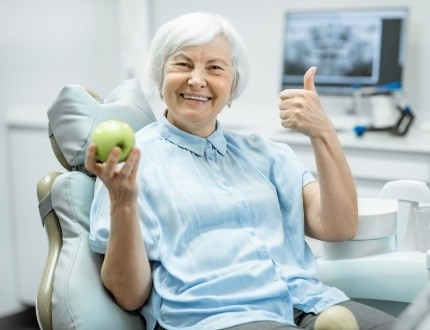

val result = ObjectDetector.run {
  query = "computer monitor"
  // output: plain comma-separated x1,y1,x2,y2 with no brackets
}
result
281,7,409,95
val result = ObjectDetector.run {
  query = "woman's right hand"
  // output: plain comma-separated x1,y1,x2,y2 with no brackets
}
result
84,143,141,204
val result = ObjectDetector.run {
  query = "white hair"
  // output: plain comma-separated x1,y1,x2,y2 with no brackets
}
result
145,12,250,100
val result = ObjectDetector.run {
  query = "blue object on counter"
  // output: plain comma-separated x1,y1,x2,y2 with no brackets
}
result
353,106,414,137
354,125,368,137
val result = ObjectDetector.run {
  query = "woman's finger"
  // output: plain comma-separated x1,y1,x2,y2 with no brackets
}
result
84,143,100,175
120,147,140,178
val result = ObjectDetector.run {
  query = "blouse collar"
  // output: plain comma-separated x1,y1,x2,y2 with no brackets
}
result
158,115,227,157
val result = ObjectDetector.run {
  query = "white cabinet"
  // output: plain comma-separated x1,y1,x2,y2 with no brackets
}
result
6,107,64,304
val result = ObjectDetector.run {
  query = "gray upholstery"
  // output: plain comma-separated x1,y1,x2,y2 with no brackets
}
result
50,172,145,330
47,79,156,169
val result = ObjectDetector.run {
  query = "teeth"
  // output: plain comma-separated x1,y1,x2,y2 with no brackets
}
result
182,94,211,102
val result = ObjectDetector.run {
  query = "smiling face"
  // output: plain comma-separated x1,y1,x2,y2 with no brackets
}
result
161,36,235,137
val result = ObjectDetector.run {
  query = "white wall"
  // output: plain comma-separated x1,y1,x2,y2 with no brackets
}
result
150,0,430,122
0,0,122,315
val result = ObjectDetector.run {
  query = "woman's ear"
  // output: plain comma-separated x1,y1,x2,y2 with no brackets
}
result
159,82,164,99
228,88,235,108
230,82,235,95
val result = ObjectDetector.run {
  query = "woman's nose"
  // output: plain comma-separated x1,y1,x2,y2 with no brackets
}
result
188,69,207,89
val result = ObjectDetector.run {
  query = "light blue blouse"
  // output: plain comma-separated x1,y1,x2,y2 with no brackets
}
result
89,116,349,330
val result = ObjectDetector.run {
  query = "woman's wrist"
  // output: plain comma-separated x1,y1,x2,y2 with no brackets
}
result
110,200,138,217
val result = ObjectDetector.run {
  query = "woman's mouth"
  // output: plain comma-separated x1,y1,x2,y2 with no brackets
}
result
180,93,212,102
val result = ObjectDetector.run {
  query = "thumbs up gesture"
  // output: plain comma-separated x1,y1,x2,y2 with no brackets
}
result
279,66,334,138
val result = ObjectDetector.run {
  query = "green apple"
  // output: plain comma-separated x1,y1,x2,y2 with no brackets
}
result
91,120,135,163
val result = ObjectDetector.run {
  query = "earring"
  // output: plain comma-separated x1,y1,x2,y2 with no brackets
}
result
228,100,232,108
159,90,163,99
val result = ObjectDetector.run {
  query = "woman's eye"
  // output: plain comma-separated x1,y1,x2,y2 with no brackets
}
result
209,65,223,70
176,62,190,67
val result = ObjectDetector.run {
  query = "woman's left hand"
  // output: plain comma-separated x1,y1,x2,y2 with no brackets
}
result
279,66,334,138
279,66,359,242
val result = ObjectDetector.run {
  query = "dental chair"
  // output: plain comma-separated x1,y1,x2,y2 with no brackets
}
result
36,79,155,330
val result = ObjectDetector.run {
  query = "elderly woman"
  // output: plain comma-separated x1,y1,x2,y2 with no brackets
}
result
86,12,396,330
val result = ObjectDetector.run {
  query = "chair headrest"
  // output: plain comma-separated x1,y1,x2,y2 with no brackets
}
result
47,79,156,170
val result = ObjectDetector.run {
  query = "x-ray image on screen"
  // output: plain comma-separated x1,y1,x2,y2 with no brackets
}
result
282,8,408,95
284,17,381,84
